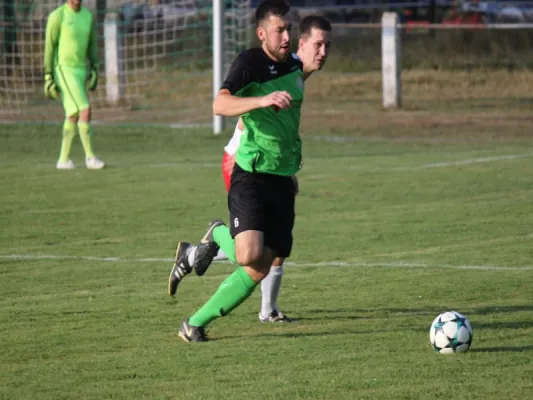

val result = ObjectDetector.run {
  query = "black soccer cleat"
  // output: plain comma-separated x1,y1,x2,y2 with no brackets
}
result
178,318,208,343
192,242,220,277
193,220,225,276
201,219,225,244
168,241,192,297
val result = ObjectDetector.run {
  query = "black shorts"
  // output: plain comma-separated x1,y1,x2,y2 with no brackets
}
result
228,163,296,258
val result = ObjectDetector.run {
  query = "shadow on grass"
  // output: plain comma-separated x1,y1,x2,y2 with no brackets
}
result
284,307,456,321
268,305,533,329
216,329,393,341
472,320,533,330
473,305,533,315
295,314,365,322
375,305,533,316
470,345,533,353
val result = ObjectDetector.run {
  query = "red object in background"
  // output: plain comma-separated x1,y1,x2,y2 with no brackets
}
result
442,0,485,26
405,20,430,32
442,11,484,25
222,151,235,192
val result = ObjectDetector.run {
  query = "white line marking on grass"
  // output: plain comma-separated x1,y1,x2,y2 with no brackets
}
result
0,120,211,129
5,150,531,172
25,162,220,170
308,135,358,143
95,153,533,171
142,162,219,168
287,261,533,271
392,153,533,171
1,254,532,271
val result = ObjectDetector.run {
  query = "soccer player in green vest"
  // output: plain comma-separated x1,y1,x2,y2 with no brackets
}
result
170,0,317,342
44,0,105,170
168,15,332,327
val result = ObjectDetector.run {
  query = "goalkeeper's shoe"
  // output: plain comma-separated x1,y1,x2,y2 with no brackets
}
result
259,310,297,323
168,242,193,297
193,219,225,276
86,156,105,170
56,159,75,170
178,318,208,343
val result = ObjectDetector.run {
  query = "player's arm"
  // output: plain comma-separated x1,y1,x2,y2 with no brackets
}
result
237,118,244,131
87,16,99,91
214,90,292,117
213,89,266,117
43,11,61,99
87,17,98,70
44,12,60,75
213,53,292,116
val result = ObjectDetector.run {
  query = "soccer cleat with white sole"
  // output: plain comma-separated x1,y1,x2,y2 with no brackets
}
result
56,159,75,170
168,242,192,297
259,310,297,323
86,156,105,170
178,318,208,342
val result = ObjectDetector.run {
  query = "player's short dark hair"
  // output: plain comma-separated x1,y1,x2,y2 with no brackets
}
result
255,0,291,26
299,15,332,37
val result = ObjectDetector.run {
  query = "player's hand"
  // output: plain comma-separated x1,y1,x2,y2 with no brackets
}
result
260,91,292,111
88,67,98,91
292,175,299,196
44,73,60,100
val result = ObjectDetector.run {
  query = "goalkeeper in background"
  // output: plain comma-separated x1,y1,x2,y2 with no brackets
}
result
44,0,105,170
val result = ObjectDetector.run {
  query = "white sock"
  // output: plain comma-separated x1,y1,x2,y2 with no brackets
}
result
260,265,283,317
213,248,228,261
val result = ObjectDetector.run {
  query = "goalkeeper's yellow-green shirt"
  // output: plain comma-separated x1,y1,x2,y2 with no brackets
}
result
44,4,98,73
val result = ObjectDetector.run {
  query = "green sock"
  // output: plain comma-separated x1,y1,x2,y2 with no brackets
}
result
78,121,95,158
213,225,237,263
188,267,257,327
58,120,76,163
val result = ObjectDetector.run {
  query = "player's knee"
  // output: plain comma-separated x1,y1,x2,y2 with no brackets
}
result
236,246,263,267
272,257,284,267
242,264,270,283
235,231,264,266
67,115,78,124
79,107,91,122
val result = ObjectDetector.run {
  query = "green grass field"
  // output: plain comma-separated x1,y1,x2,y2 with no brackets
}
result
1,118,533,400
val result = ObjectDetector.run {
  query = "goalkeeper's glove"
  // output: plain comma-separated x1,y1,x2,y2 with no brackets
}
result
88,67,98,91
44,73,60,100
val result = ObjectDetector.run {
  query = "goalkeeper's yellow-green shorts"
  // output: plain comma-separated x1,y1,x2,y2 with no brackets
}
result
55,65,89,117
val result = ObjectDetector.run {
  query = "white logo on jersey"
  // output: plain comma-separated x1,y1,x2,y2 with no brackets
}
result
269,65,275,70
234,218,239,228
269,65,277,75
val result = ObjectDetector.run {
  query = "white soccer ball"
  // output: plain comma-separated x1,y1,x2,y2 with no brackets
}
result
429,311,473,354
